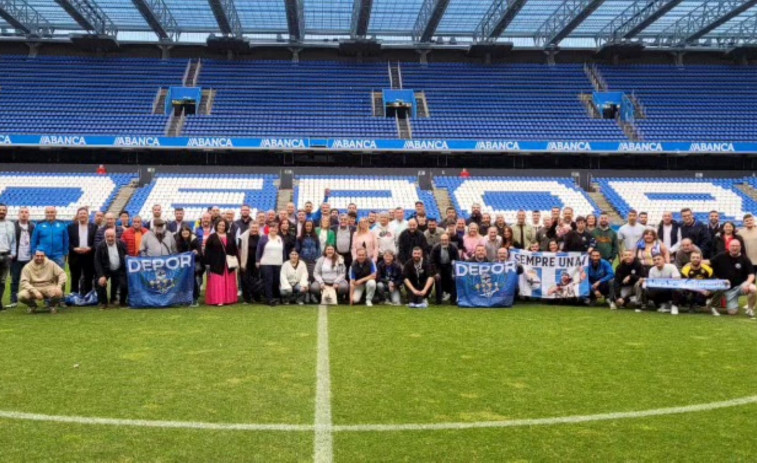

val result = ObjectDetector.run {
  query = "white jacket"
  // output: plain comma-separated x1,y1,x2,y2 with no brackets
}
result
280,260,309,292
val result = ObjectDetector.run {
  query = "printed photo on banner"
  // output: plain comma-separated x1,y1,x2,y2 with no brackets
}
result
454,261,519,308
511,249,589,299
126,252,196,308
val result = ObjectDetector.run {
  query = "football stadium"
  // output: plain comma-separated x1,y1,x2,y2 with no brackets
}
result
2,0,757,461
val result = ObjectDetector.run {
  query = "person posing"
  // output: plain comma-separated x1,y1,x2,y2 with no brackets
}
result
349,248,377,306
176,225,203,307
311,245,348,303
238,223,262,304
376,250,403,305
280,250,309,305
403,247,435,309
19,250,67,314
5,207,34,309
67,207,97,295
461,222,485,261
398,219,428,264
256,222,286,306
635,229,669,270
613,250,646,310
296,220,321,290
94,228,128,309
139,218,177,256
203,220,239,307
712,221,744,256
121,215,150,257
352,218,378,264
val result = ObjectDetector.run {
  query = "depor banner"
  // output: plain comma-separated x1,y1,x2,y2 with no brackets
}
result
126,252,195,308
511,249,590,299
454,261,519,308
646,279,730,291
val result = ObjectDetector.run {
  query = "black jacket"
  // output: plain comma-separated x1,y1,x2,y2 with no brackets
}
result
657,221,681,249
562,230,595,253
614,258,646,287
67,222,98,264
680,220,711,257
713,233,744,256
430,243,460,273
94,240,128,278
203,233,239,276
397,229,429,264
13,221,35,259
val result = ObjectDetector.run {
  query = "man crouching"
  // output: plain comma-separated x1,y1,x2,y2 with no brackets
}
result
19,250,67,314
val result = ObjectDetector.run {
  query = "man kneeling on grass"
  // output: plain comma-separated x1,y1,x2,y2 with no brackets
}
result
707,239,757,318
403,247,435,309
19,250,67,314
585,249,615,309
639,253,682,315
350,248,377,307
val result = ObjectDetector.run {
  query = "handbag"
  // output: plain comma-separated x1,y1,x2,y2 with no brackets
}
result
226,255,239,271
321,285,338,305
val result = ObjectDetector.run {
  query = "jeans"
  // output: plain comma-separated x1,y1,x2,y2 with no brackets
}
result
0,255,10,304
260,265,281,304
377,281,401,304
281,284,307,304
96,271,128,306
9,259,29,303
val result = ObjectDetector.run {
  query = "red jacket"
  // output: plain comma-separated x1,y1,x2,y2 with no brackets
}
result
121,226,150,257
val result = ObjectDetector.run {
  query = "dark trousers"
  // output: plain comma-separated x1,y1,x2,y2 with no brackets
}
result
0,255,10,304
9,259,29,303
434,265,456,304
645,288,681,307
96,271,128,306
589,281,615,301
241,268,262,303
407,280,434,304
69,254,95,294
260,265,281,303
338,252,352,278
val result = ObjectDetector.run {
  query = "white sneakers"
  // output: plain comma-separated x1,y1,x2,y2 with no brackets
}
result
710,306,721,317
366,300,373,307
670,305,679,316
609,301,617,310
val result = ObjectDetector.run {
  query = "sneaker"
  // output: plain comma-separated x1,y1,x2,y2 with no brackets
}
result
50,307,57,315
670,305,679,316
366,300,373,307
657,307,670,314
710,306,720,317
407,303,418,308
26,302,38,314
609,301,617,310
418,299,429,309
4,303,16,309
297,301,304,306
634,308,642,313
190,300,199,308
747,308,755,318
442,292,451,303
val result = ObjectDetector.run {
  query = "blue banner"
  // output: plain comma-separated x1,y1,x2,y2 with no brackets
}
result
454,261,519,308
511,249,590,299
646,278,730,291
0,134,754,154
126,252,195,308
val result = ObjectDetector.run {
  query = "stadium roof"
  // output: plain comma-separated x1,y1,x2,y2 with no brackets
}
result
1,0,756,50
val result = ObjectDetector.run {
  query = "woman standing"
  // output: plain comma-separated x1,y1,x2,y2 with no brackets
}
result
256,222,286,306
203,220,239,307
502,226,515,250
351,218,378,262
279,219,297,256
176,225,203,307
296,220,321,293
239,222,262,303
461,222,486,260
636,229,669,270
316,216,335,251
713,221,744,255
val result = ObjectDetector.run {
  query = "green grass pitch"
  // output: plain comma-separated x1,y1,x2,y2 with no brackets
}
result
1,289,757,461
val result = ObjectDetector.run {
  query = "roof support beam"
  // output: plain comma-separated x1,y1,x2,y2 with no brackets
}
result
596,0,683,46
714,11,757,47
208,0,242,37
131,0,179,42
473,0,526,42
284,0,304,42
54,0,117,36
534,0,606,47
351,0,373,38
412,0,450,43
0,0,53,36
659,0,757,47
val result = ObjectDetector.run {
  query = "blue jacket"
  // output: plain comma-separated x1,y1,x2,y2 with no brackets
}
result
296,235,320,263
587,259,614,284
31,220,69,259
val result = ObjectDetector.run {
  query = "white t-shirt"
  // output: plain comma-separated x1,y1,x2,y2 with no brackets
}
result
260,236,284,266
618,223,646,252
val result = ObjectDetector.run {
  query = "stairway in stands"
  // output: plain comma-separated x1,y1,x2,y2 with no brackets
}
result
107,179,139,215
432,183,452,216
165,59,204,136
588,182,624,225
388,62,413,140
736,182,757,204
584,62,644,141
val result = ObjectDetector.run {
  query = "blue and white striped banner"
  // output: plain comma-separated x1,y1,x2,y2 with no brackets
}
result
646,279,730,291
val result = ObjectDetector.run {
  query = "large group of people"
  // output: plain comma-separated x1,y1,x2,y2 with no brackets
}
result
0,193,755,318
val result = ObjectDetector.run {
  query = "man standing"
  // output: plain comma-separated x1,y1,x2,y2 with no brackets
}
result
708,210,723,245
424,218,444,249
94,212,125,250
440,207,458,229
512,210,535,250
373,212,396,259
737,213,757,268
5,207,34,309
657,211,682,255
592,212,618,262
403,247,435,308
708,240,756,318
0,203,16,308
617,209,646,254
139,218,177,256
673,238,701,270
532,210,542,228
167,207,186,234
118,211,131,229
430,233,459,304
145,204,163,230
31,206,68,269
535,217,553,251
680,208,711,258
235,204,253,237
19,250,67,314
121,216,149,257
389,207,408,240
466,203,483,226
94,228,128,308
409,201,426,221
334,214,355,269
67,207,97,295
562,217,595,253
397,219,428,264
349,248,377,306
483,226,503,262
586,250,615,308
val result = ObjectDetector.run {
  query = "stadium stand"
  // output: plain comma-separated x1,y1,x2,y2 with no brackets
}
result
599,65,757,142
184,60,397,138
434,177,598,224
0,55,185,135
595,177,757,225
402,63,627,141
0,172,134,220
125,174,278,222
295,176,440,220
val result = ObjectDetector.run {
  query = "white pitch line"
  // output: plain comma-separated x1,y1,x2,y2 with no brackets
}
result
0,410,313,432
332,395,757,432
0,395,755,435
313,304,334,463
